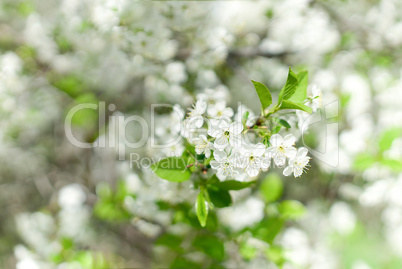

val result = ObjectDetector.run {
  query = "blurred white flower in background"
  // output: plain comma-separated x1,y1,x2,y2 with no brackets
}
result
58,184,86,209
218,197,264,231
328,202,356,235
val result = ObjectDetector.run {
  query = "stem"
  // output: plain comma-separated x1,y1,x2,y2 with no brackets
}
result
186,150,206,170
261,105,266,117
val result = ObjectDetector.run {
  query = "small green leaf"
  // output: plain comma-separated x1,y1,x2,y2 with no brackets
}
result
280,100,312,114
243,111,249,121
260,174,283,203
251,217,284,244
353,153,376,171
278,67,299,102
251,80,272,109
265,246,286,266
288,71,308,103
170,257,200,269
381,159,402,172
275,118,291,129
196,191,208,227
193,234,225,261
214,180,256,191
279,200,306,220
379,128,402,152
207,188,232,208
240,243,257,261
155,233,183,251
271,125,282,135
151,157,191,182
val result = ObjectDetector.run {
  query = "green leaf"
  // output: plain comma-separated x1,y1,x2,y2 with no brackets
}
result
278,67,299,102
151,157,191,182
280,100,312,114
288,71,308,103
278,200,306,220
353,153,376,171
243,111,249,121
170,257,201,269
251,217,284,244
155,233,183,251
213,179,256,191
381,159,402,172
271,125,282,135
196,191,208,227
265,246,286,266
251,80,272,109
207,188,232,208
193,234,225,261
275,118,291,129
260,174,283,203
240,243,257,261
379,128,402,152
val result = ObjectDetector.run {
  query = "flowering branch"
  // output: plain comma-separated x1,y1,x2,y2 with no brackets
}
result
151,67,320,227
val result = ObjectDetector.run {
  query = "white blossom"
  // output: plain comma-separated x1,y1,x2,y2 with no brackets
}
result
308,85,322,112
210,150,239,180
208,118,243,151
191,135,213,158
187,99,207,128
207,100,234,118
268,134,297,166
239,143,270,177
283,147,310,177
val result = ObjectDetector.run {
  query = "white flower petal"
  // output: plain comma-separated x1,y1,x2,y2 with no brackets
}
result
200,134,208,142
218,118,231,130
196,99,207,113
229,121,243,135
283,134,296,147
214,135,228,150
223,107,234,117
270,134,283,147
208,127,222,138
253,143,266,157
283,166,293,176
260,157,271,170
300,156,310,166
194,116,204,128
284,147,297,159
288,158,295,167
216,172,226,180
266,147,275,156
210,160,220,169
195,147,204,155
297,147,308,158
294,166,303,177
205,149,211,158
229,135,242,148
214,149,227,161
247,166,260,177
274,154,286,166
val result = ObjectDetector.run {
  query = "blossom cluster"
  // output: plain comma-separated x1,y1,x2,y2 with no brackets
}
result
182,92,311,181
